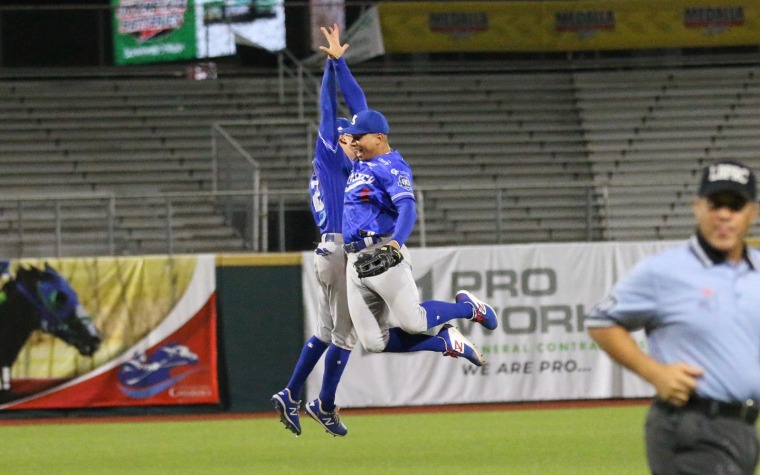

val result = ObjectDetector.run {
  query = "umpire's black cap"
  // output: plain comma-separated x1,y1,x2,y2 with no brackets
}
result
699,160,757,201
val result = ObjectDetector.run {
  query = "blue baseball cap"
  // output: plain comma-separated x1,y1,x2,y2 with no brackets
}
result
342,110,390,135
336,117,351,135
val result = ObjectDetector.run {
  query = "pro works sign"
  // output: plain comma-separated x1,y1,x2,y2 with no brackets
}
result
303,241,676,407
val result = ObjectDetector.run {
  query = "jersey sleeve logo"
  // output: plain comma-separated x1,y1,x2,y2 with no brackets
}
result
588,295,617,319
398,175,412,190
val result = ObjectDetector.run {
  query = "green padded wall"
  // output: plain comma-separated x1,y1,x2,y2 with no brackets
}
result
216,254,304,412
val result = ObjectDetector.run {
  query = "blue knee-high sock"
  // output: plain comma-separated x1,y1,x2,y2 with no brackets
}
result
421,300,472,329
286,335,329,398
383,328,446,353
319,344,351,412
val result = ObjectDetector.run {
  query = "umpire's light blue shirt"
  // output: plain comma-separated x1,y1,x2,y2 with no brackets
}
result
587,235,760,403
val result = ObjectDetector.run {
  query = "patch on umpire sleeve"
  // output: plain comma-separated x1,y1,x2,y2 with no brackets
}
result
397,175,412,190
588,295,618,319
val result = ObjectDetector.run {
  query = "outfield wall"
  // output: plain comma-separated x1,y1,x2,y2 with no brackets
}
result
0,254,305,415
303,241,674,408
215,254,304,412
4,238,755,415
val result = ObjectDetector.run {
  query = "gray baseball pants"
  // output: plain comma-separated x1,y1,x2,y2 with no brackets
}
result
313,234,357,351
646,400,759,474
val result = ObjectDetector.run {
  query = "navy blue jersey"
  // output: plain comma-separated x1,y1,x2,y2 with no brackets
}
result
309,58,368,234
342,150,415,243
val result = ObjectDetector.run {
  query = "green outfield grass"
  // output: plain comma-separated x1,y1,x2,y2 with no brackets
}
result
1,405,652,474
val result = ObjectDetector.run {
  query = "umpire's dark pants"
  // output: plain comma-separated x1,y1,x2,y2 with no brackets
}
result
646,399,759,475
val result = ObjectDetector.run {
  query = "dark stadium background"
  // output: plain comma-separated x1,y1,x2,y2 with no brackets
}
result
4,1,753,68
0,0,372,68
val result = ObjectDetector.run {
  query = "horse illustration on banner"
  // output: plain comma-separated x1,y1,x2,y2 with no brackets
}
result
0,263,101,397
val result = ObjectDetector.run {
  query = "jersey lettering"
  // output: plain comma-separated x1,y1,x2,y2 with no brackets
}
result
311,178,325,212
708,163,750,184
346,172,375,192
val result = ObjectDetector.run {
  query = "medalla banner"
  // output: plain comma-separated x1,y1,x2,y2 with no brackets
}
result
0,255,218,410
377,0,760,53
303,241,677,407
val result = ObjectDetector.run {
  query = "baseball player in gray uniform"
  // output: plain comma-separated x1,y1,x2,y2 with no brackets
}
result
272,24,366,438
338,109,498,369
587,159,760,474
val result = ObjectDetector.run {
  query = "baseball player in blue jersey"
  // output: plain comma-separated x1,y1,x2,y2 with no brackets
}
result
272,24,367,438
587,159,760,474
340,109,498,368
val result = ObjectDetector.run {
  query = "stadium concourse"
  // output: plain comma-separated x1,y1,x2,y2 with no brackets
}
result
1,51,760,257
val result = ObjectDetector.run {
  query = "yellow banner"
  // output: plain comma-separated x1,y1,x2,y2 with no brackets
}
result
378,0,760,53
10,256,196,379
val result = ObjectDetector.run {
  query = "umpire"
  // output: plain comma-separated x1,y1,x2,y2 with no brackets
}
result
587,159,760,474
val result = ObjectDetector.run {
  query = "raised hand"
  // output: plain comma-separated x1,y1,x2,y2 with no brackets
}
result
319,23,349,60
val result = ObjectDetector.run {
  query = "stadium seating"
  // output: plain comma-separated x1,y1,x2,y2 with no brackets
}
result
574,66,760,240
3,59,760,256
350,72,597,245
0,74,312,256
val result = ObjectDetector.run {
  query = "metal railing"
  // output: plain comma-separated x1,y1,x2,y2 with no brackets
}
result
277,49,352,120
277,49,321,120
0,180,730,259
0,192,116,258
212,122,261,251
212,118,318,252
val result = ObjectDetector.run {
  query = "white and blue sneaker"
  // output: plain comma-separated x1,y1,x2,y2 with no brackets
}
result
272,388,302,436
437,324,485,367
456,290,498,330
306,398,348,437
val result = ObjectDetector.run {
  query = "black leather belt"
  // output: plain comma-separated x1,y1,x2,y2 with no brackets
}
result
655,395,759,425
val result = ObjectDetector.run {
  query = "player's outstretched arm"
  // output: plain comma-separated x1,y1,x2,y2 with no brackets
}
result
319,23,349,60
334,57,368,115
327,24,368,116
317,49,339,146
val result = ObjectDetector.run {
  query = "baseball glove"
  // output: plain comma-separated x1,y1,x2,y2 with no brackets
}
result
354,245,403,278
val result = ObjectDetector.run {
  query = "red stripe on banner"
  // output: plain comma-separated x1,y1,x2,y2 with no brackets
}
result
4,293,219,410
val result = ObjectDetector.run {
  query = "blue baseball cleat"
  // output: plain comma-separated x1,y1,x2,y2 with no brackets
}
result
272,388,302,436
437,324,485,367
306,398,348,437
456,290,498,330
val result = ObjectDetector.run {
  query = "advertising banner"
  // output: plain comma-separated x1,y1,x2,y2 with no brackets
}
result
343,6,386,64
544,0,759,51
112,0,285,65
113,0,198,64
0,255,218,410
224,0,286,54
303,241,678,408
377,0,760,53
